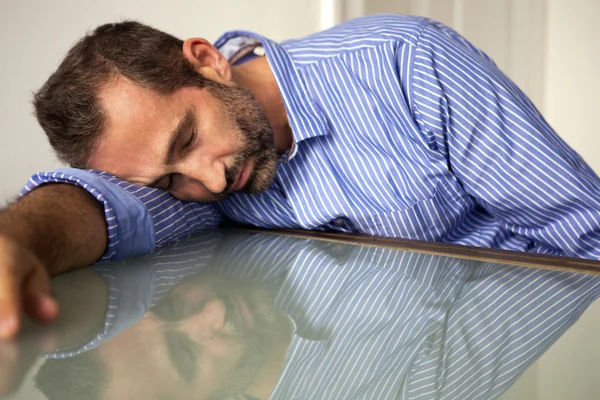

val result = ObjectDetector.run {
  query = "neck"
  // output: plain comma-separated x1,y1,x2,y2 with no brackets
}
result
231,57,293,155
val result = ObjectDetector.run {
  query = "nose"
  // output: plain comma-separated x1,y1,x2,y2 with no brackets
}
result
178,156,227,194
179,297,227,341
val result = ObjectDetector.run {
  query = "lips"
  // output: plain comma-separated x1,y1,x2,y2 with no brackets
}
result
231,158,253,192
233,294,254,328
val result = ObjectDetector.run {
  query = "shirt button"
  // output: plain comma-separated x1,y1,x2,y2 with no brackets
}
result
333,218,345,227
253,46,265,56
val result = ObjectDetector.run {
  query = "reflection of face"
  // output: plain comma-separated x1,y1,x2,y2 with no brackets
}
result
90,78,278,202
97,276,287,400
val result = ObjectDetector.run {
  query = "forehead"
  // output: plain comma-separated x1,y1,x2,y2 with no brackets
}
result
100,77,173,124
89,78,184,180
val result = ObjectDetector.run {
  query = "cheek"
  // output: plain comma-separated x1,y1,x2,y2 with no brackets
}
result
199,103,241,146
208,336,242,357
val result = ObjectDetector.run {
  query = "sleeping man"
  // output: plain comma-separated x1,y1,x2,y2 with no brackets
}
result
0,14,599,338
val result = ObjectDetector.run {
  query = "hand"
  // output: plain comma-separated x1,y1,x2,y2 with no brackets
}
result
0,235,59,339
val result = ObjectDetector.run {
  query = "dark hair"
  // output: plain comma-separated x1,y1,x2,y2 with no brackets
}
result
33,21,210,168
35,351,107,400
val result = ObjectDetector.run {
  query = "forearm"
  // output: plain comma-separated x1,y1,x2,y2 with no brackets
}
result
0,184,107,275
22,169,223,262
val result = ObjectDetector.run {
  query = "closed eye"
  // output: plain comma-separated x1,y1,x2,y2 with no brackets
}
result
183,129,196,150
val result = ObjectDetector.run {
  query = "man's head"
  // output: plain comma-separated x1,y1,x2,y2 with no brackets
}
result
34,21,278,202
35,274,291,400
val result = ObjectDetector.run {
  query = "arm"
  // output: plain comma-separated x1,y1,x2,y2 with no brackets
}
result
409,21,600,259
0,183,106,338
22,169,222,260
0,183,107,273
0,168,222,338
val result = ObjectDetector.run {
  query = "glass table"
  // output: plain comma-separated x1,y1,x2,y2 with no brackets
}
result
2,229,599,400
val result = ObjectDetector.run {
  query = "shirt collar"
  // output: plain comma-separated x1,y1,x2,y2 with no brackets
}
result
214,31,328,160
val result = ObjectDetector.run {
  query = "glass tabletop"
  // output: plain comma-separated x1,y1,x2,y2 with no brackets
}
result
2,229,599,400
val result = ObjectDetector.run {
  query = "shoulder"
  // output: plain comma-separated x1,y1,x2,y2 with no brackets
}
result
281,14,430,63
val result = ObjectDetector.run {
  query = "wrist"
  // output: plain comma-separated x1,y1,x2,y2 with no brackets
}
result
1,183,107,274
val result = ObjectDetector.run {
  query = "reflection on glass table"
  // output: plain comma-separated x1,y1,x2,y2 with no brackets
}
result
2,229,599,400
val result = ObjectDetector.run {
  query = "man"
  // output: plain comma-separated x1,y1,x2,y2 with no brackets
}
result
1,14,600,338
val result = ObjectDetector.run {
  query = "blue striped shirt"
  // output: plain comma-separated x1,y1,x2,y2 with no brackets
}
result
46,231,600,399
22,15,600,260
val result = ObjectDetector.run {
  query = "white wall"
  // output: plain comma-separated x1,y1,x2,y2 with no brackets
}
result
543,0,600,175
0,0,322,204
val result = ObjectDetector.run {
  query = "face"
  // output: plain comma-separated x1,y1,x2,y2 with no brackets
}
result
90,76,278,202
98,275,288,399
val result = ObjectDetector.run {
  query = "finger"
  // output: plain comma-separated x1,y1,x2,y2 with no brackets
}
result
24,294,59,323
0,265,23,339
23,266,59,324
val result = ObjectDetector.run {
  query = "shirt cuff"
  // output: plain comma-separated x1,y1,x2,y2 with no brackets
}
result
20,168,155,262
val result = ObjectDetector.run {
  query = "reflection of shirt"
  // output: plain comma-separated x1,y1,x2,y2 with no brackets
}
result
46,234,221,358
268,244,600,399
49,232,600,399
22,14,600,260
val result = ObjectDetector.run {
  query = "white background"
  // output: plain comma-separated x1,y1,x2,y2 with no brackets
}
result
1,1,599,399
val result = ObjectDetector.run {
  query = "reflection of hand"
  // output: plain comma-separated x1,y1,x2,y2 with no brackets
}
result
0,236,59,339
0,319,58,396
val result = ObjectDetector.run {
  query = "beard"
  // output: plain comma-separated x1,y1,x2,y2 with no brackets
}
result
205,81,279,202
205,281,284,400
150,276,286,400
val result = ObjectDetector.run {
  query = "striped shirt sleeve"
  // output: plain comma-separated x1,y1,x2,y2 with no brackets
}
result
409,21,600,259
20,168,221,262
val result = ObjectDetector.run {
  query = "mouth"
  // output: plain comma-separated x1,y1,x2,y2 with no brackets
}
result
232,294,255,329
231,157,254,192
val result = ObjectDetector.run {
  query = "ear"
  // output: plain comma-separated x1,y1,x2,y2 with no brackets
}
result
182,38,232,83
